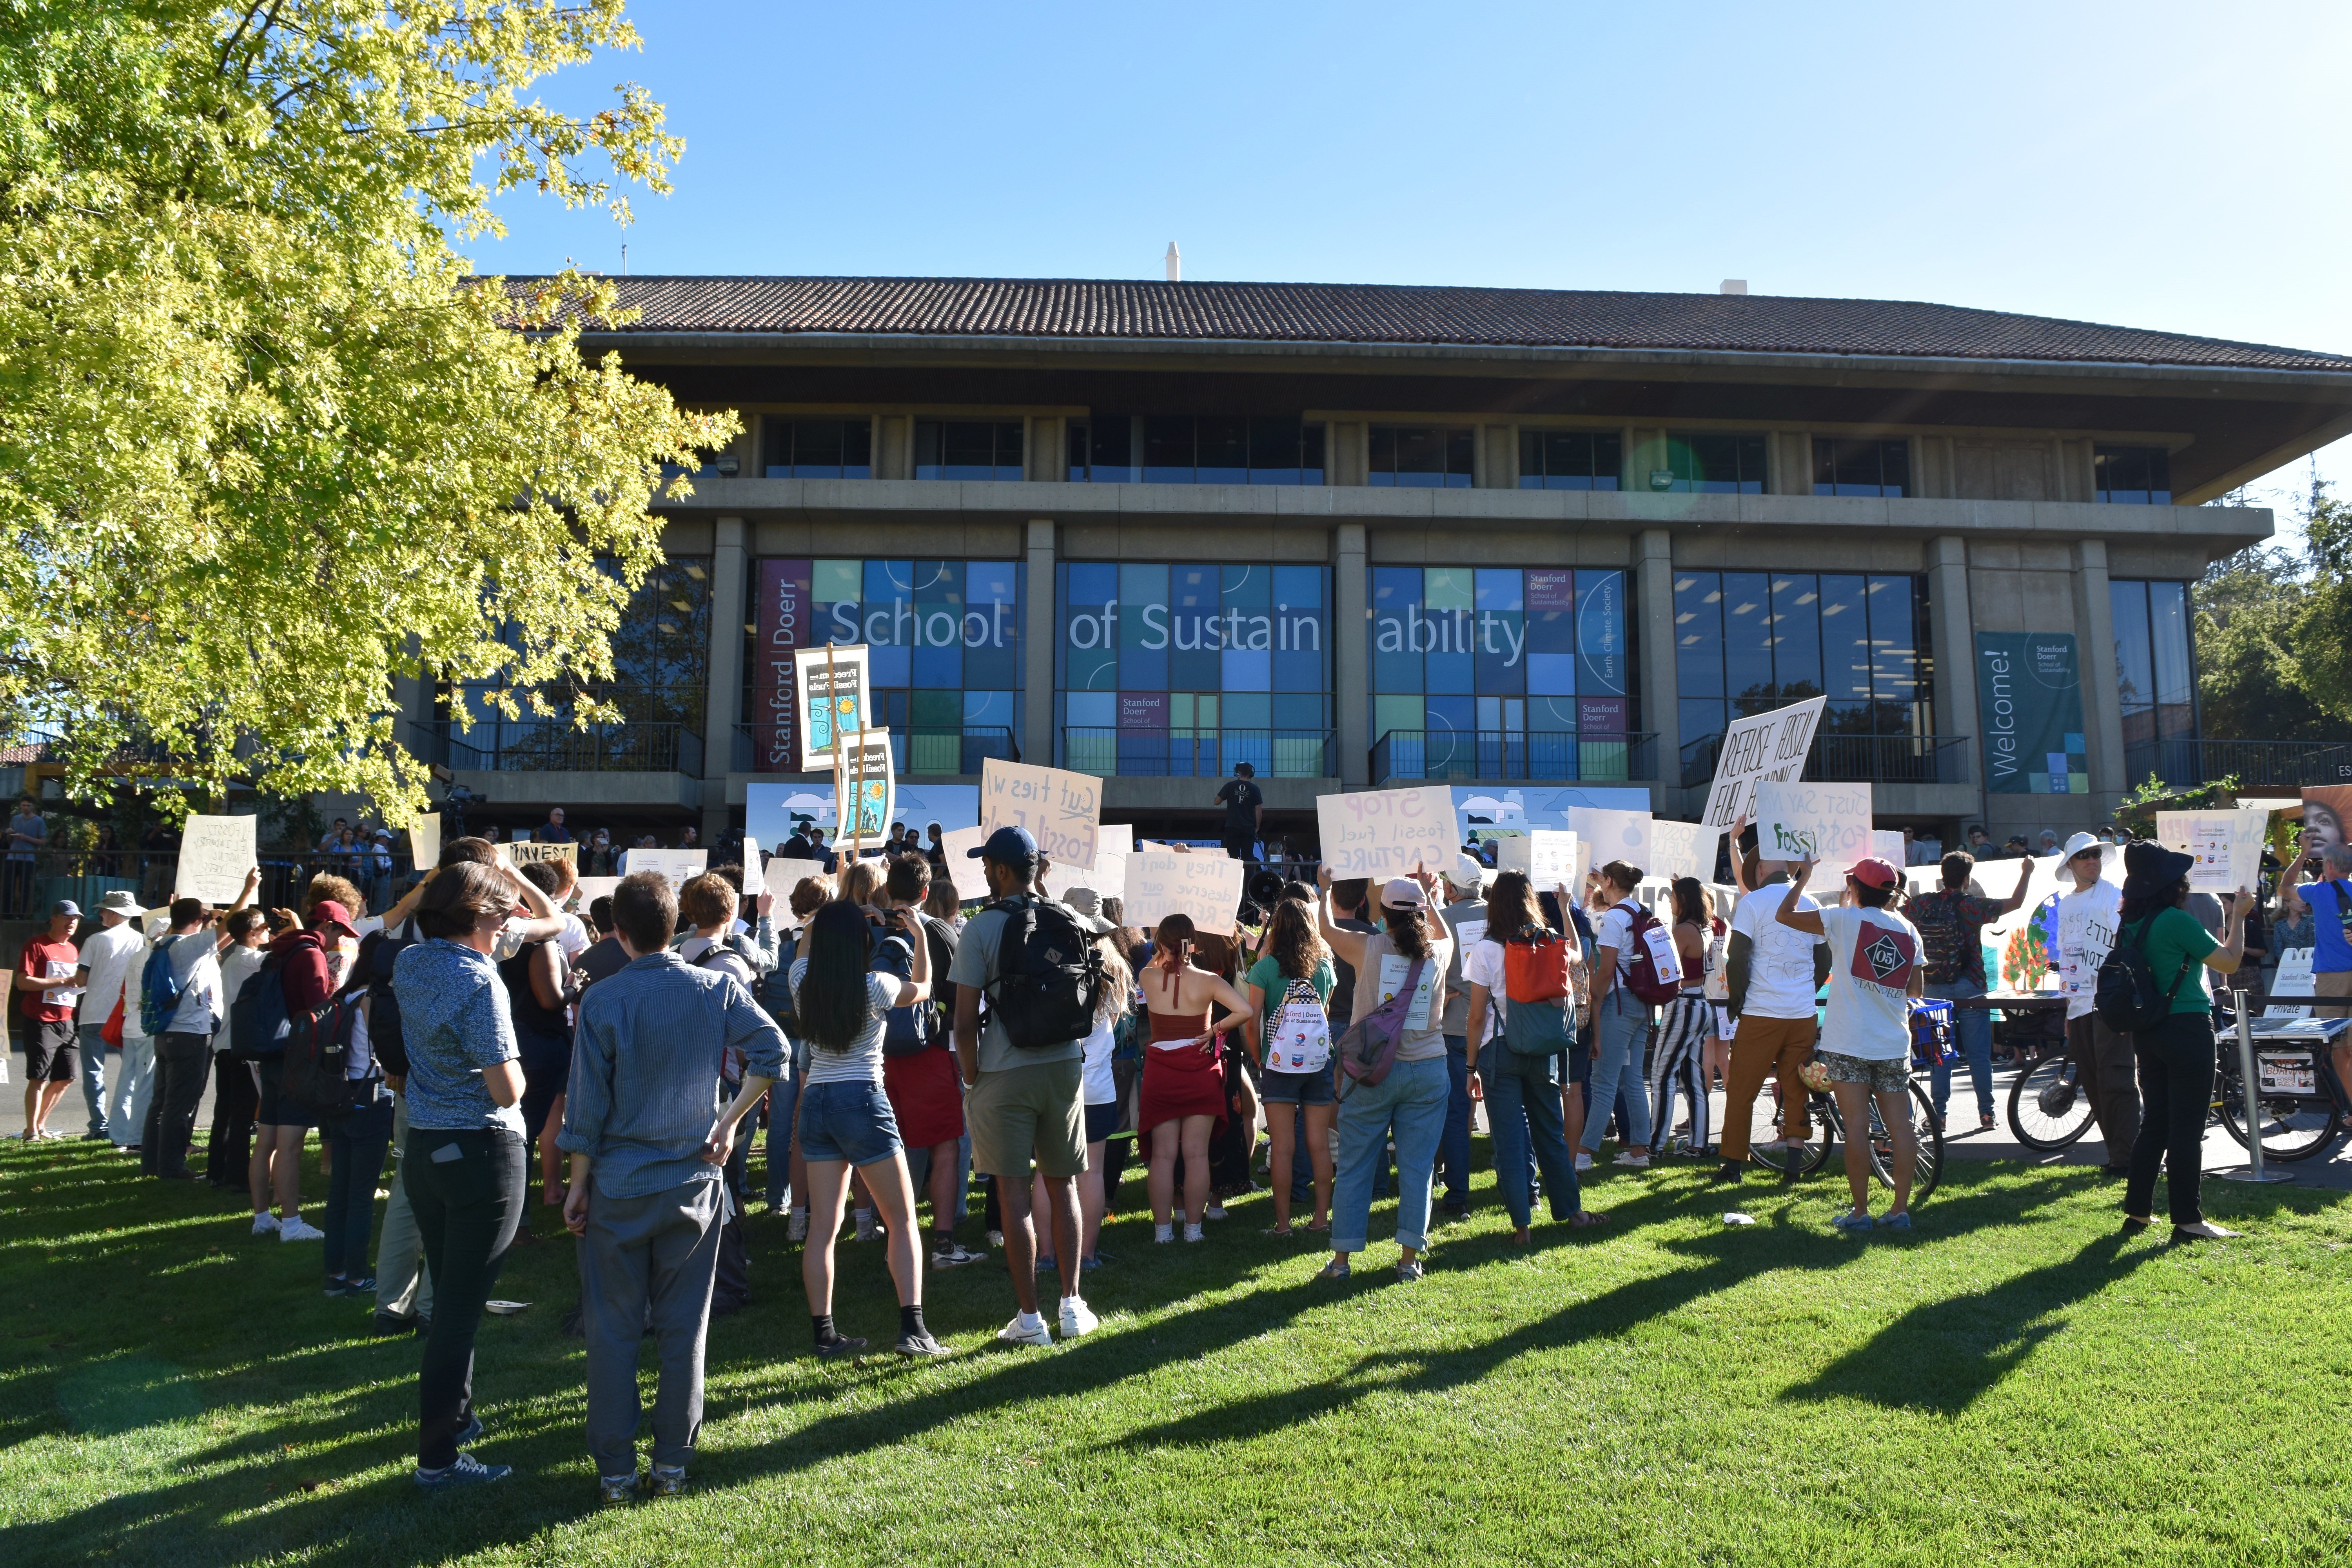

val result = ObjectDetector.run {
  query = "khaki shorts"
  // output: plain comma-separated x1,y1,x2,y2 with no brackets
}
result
2313,969,2352,1018
965,1057,1088,1179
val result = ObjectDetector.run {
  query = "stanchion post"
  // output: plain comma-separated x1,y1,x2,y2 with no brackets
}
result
2222,986,2294,1185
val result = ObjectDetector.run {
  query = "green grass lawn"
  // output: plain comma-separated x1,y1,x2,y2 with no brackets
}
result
5,1137,2351,1568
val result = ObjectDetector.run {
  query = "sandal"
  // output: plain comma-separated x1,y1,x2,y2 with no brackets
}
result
1262,1224,1294,1237
1303,1219,1330,1233
1315,1258,1350,1281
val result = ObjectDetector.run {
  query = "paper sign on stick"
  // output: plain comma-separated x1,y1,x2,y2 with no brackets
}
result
1125,852,1247,935
1649,820,1723,884
2156,809,2266,894
1044,851,1126,902
838,730,895,844
1699,696,1828,829
1567,809,1653,877
174,814,257,904
1315,786,1457,879
939,826,993,904
408,813,441,871
1753,782,1873,878
791,644,870,771
981,758,1102,871
621,848,707,887
1497,829,1580,887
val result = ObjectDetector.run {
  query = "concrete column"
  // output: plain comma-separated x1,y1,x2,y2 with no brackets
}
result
1927,535,1982,817
700,517,748,841
1336,523,1369,786
1477,425,1515,488
2072,538,2128,810
1636,529,1680,795
1024,520,1056,767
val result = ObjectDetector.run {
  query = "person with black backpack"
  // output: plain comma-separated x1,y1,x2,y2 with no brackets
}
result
946,825,1104,1346
2110,841,2249,1243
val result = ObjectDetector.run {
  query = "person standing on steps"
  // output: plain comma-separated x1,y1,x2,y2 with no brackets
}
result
1214,761,1264,867
2055,833,2137,1177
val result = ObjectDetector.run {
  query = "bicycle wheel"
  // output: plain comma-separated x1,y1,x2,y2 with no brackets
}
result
2218,1070,2344,1163
2007,1052,2096,1151
1866,1082,1944,1202
1748,1077,1833,1178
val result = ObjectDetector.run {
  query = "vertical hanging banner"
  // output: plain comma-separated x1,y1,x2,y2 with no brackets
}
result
752,559,812,772
1753,781,1874,879
980,757,1102,870
1315,785,1458,879
1697,696,1827,829
1976,632,2087,795
792,643,870,772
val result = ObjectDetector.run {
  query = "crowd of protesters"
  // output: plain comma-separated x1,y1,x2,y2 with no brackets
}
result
8,800,2344,1504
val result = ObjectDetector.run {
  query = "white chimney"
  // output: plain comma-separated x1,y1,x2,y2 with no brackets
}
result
1165,242,1182,283
1719,279,1748,296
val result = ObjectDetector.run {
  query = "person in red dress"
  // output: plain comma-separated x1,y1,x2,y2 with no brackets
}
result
1138,914,1255,1244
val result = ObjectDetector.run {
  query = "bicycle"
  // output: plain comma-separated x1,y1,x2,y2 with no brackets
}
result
1744,1069,1944,1202
2006,1035,2099,1151
2214,1011,2349,1163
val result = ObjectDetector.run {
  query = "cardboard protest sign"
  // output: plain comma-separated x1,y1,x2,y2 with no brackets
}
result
502,840,577,868
174,814,256,904
1648,820,1722,884
938,826,993,903
1097,825,1134,858
572,876,619,910
621,847,707,887
1871,830,1906,868
408,813,441,871
1315,786,1457,879
837,730,895,844
1752,781,1872,878
791,643,870,771
1044,850,1126,902
980,757,1102,870
1698,696,1827,829
1981,855,2067,992
739,838,767,897
1496,828,1580,887
2156,809,2267,895
1567,808,1653,877
764,858,829,895
1125,851,1247,934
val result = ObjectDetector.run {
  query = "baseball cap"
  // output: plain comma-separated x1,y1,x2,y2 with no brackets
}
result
1448,854,1489,892
1847,857,1899,890
49,898,81,920
307,898,362,940
1381,876,1429,908
967,825,1039,865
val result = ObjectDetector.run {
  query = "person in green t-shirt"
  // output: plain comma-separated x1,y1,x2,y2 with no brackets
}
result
1244,898,1336,1237
2115,841,2249,1245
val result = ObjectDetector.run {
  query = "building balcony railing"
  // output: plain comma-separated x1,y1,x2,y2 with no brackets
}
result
1061,728,1334,780
731,725,1018,776
410,719,702,776
2125,737,2352,791
0,850,350,923
1372,730,1658,785
1679,731,1971,789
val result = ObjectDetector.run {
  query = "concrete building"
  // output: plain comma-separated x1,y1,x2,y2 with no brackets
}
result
407,276,2352,849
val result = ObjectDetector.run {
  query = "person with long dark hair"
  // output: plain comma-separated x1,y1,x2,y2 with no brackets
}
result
1648,878,1716,1158
1463,870,1599,1242
791,899,947,1357
1315,866,1452,1281
1245,898,1336,1235
1139,913,1256,1243
2116,841,2249,1243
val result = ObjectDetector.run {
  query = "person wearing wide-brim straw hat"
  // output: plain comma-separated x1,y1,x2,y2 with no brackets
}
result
2115,840,2249,1243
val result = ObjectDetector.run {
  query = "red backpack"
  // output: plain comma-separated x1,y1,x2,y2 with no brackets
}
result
1502,928,1573,1003
1616,902,1685,1005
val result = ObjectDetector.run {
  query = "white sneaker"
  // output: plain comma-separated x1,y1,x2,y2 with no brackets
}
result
986,1229,1005,1248
995,1314,1053,1348
1182,1223,1204,1243
1614,1152,1651,1168
853,1209,878,1241
252,1212,279,1236
278,1217,325,1243
1058,1298,1099,1338
786,1209,808,1243
1573,1152,1593,1172
1203,1201,1226,1220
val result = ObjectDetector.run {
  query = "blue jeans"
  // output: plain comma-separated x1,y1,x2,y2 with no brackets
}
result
1440,1036,1472,1206
1331,1054,1449,1255
1486,1052,1581,1226
323,1100,394,1278
75,1023,109,1136
1581,993,1654,1154
763,1067,800,1208
1927,979,1994,1121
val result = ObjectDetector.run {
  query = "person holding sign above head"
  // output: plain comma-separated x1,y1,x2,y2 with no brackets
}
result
1140,913,1257,1244
1774,857,1925,1232
2114,842,2249,1244
1715,822,1829,1184
1314,865,1452,1283
1905,850,2034,1132
2056,833,2137,1177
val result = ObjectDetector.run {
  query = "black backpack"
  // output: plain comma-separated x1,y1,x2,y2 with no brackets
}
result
2094,916,2193,1034
281,992,364,1121
980,895,1103,1051
880,912,958,1056
227,948,299,1062
356,926,416,1078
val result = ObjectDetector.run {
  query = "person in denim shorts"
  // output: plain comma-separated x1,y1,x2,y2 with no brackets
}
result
1771,855,1926,1233
790,900,947,1359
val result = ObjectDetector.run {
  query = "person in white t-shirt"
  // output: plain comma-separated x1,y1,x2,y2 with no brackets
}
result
1775,856,1925,1231
2055,831,2137,1174
1714,821,1829,1183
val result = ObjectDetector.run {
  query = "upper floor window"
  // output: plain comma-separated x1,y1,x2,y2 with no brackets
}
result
1369,425,1474,488
1519,430,1622,491
2094,445,2172,505
660,445,738,485
1654,432,1767,494
762,419,871,479
1069,416,1323,485
915,420,1025,481
1812,437,1910,498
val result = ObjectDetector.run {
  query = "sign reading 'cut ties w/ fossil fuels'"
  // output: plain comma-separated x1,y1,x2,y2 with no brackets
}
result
980,758,1102,871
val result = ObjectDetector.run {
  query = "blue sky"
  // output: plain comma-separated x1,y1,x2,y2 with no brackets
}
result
469,0,2352,526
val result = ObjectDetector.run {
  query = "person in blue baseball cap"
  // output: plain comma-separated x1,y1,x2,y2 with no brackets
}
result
947,819,1099,1346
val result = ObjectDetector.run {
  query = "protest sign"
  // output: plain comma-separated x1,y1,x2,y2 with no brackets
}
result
1871,830,1906,868
981,757,1102,870
791,644,870,771
837,730,895,845
1044,850,1126,902
1097,825,1134,858
174,814,256,904
764,858,829,895
1648,820,1722,884
1698,696,1827,829
1496,828,1580,886
502,840,577,869
407,813,441,871
1981,855,2068,991
740,838,767,896
1753,781,1872,877
1315,786,1457,879
621,847,707,887
2156,809,2266,894
1567,808,1653,877
1125,851,1247,934
938,826,993,903
572,877,619,910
